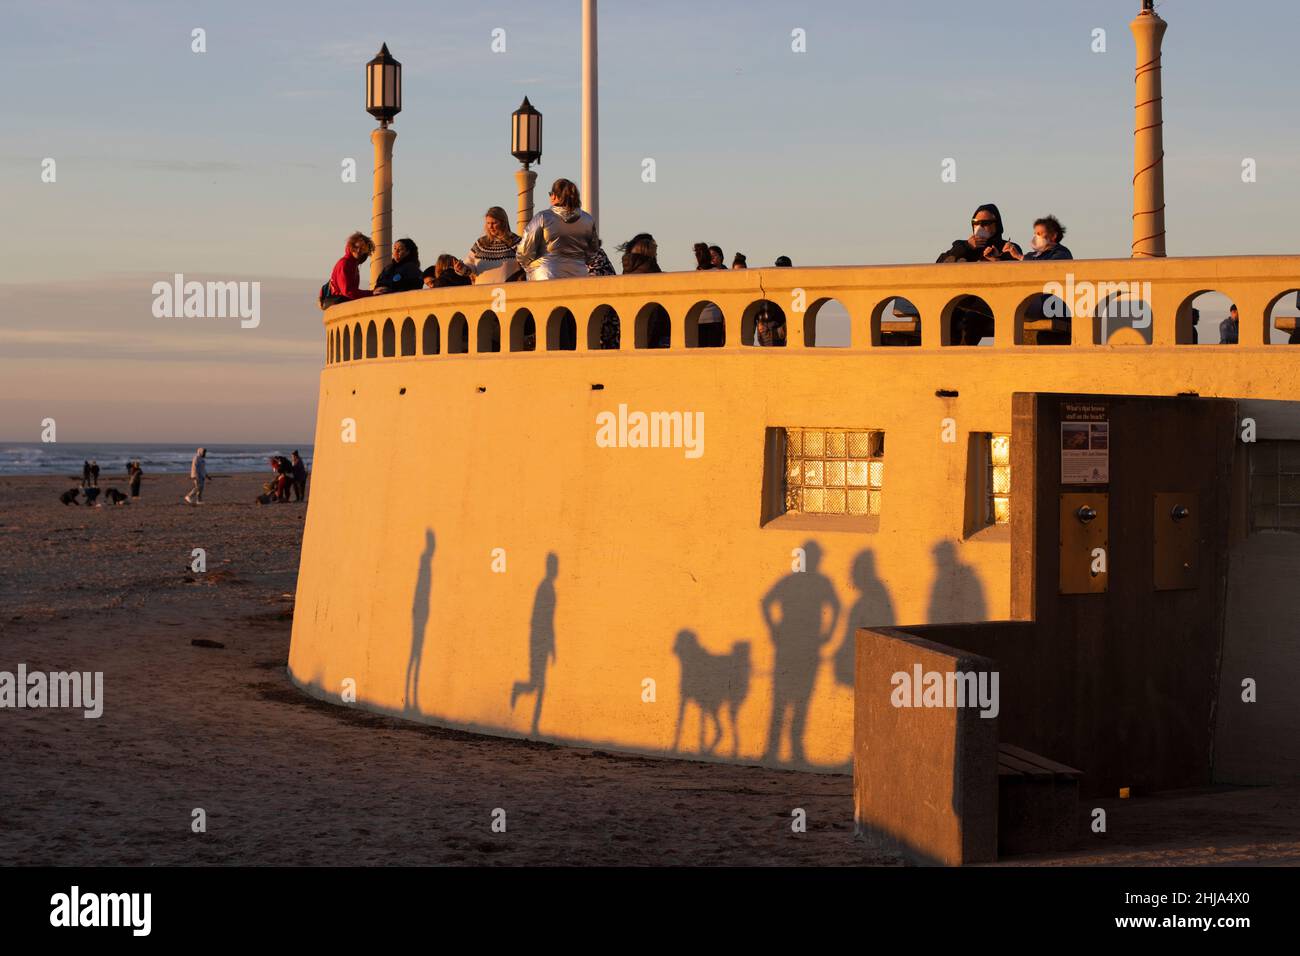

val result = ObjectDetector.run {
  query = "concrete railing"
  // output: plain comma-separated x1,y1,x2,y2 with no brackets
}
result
321,255,1300,363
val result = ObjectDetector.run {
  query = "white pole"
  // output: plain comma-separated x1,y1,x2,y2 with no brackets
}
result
581,0,599,230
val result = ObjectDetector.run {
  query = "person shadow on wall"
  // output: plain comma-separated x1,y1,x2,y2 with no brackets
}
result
927,540,987,624
511,552,559,736
760,540,840,767
405,529,436,713
833,549,896,688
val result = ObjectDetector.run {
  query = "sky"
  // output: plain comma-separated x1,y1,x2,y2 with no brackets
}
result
2,0,1298,442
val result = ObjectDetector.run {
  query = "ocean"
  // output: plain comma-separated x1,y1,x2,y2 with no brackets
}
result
0,443,313,476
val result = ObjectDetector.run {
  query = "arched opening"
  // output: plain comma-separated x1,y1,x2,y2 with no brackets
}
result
1015,292,1072,345
342,328,351,361
588,304,620,350
382,318,396,357
400,317,416,356
804,298,850,347
327,331,334,364
352,323,362,360
477,311,501,353
740,299,785,347
546,307,577,351
332,329,340,362
685,300,725,348
871,297,922,347
942,295,995,346
1267,289,1300,345
1177,290,1236,345
1095,292,1153,345
422,315,440,355
448,313,469,354
634,302,671,349
366,320,379,358
510,309,536,351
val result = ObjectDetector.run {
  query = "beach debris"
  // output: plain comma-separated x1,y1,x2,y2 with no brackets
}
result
191,639,226,649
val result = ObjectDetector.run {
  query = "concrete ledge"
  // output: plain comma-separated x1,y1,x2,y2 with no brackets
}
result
854,626,998,865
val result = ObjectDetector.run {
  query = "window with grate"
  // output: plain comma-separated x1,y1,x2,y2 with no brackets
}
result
1249,440,1300,533
986,433,1011,525
782,428,884,517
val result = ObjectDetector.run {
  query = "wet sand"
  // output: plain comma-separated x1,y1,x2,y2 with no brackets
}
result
1,474,1296,866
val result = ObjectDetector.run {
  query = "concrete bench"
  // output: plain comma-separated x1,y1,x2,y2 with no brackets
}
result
997,743,1081,856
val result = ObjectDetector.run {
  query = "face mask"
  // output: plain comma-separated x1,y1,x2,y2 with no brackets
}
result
1032,235,1050,251
975,226,995,241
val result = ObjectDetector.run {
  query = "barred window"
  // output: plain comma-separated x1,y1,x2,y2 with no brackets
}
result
987,433,1011,525
1250,440,1300,533
783,428,884,517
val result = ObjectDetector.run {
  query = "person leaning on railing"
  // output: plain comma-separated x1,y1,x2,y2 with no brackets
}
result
935,203,1013,344
319,232,375,309
373,237,423,294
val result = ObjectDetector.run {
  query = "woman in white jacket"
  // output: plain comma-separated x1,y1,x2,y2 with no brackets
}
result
515,179,602,281
456,206,524,284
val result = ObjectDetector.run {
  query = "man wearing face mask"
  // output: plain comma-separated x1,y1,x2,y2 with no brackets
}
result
936,203,1013,344
936,204,1017,264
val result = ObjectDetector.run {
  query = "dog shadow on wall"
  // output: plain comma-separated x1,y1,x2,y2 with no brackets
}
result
671,630,752,758
510,552,559,736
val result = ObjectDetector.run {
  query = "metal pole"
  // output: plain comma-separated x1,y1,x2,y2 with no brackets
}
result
1130,5,1167,258
581,0,599,230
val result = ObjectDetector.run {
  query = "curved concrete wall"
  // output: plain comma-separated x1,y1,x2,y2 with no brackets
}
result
289,257,1300,772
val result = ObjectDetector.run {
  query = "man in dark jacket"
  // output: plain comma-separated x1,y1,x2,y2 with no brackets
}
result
373,238,423,294
936,203,1012,344
290,451,308,502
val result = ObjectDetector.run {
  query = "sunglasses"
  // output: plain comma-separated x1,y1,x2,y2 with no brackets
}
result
971,219,998,228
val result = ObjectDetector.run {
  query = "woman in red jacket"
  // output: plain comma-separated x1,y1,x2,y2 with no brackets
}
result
320,232,375,308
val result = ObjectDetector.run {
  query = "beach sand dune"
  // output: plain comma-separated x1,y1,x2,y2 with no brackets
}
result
1,475,1296,866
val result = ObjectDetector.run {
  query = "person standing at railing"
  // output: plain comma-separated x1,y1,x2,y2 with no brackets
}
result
455,207,523,284
515,178,601,281
424,255,472,289
936,204,1012,344
692,242,727,347
1220,304,1240,345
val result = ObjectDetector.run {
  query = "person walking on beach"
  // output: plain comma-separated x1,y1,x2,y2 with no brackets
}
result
82,460,91,487
291,451,308,502
89,460,99,487
515,178,601,281
185,447,207,505
128,460,143,499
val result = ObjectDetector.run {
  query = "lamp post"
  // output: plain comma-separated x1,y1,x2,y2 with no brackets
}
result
511,97,543,236
581,0,599,229
1130,2,1167,258
366,43,402,286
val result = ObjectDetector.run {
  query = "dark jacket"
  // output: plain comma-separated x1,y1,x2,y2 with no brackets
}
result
374,256,423,293
430,270,471,288
1023,243,1073,261
936,202,1015,263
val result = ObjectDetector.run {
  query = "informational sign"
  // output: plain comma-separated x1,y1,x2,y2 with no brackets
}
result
1061,402,1109,484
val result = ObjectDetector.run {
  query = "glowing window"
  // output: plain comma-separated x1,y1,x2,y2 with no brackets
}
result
782,428,883,517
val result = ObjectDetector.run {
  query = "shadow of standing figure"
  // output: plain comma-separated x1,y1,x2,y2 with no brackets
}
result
511,552,559,736
760,540,840,766
926,540,988,624
405,529,436,713
833,549,896,688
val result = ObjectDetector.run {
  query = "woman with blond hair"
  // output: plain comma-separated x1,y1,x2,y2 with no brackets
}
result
456,207,523,284
516,178,601,281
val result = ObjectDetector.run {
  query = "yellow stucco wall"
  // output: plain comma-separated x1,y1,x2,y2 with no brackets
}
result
289,256,1300,772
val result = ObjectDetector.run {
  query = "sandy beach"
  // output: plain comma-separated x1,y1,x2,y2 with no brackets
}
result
1,473,1297,866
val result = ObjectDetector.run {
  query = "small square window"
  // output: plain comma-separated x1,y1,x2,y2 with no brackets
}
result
1250,440,1300,534
765,427,884,524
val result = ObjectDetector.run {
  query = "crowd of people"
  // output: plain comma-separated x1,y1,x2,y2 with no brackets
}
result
318,177,801,346
331,188,1259,346
259,452,309,504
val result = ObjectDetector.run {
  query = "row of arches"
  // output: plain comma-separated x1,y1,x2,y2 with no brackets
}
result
324,289,1300,362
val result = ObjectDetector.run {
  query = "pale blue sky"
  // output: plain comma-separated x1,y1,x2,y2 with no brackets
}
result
2,0,1298,441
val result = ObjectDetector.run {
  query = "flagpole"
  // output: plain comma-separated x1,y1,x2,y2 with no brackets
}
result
581,0,599,231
